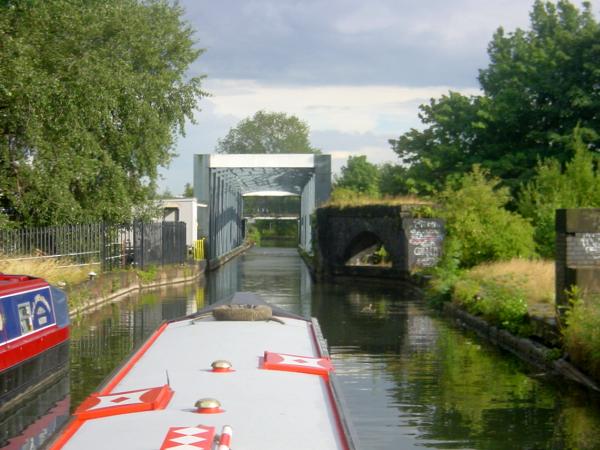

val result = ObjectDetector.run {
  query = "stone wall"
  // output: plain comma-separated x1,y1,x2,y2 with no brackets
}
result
556,209,600,310
315,205,444,278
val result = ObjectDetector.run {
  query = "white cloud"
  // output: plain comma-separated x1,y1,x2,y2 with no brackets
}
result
205,79,480,135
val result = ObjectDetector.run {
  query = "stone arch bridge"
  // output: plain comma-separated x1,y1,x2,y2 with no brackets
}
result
315,205,444,278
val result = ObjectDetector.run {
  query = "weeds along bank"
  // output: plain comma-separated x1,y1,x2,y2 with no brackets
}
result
422,165,600,386
0,256,203,315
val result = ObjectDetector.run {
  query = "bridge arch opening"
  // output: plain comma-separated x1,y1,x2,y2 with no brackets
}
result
343,231,391,267
242,191,300,248
194,154,331,260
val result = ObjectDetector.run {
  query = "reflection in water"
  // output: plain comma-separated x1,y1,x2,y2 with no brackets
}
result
68,283,201,408
8,248,600,449
0,364,70,448
206,247,312,317
312,282,600,450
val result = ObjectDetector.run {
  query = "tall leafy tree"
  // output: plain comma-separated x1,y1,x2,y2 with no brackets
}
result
390,0,600,193
334,155,380,196
378,163,410,196
215,111,319,154
0,0,206,226
390,92,486,194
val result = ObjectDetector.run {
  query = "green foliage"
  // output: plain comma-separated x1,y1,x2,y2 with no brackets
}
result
518,128,600,257
390,92,485,194
389,0,600,193
329,187,368,204
183,183,194,198
473,282,529,334
453,273,529,334
246,219,298,247
378,163,410,196
437,166,536,268
137,265,158,284
246,225,261,246
334,155,380,196
563,297,600,380
0,0,206,226
410,204,435,218
215,110,318,154
426,237,463,308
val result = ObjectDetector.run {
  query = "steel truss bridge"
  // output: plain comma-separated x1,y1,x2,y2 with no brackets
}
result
193,154,331,261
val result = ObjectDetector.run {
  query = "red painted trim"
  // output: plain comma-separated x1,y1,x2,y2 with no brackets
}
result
196,407,225,414
75,385,173,420
218,425,232,450
0,276,48,297
212,367,234,373
47,419,83,450
5,396,69,450
323,378,351,450
50,323,171,449
160,426,216,450
100,321,169,395
308,323,351,450
0,326,69,371
263,351,333,376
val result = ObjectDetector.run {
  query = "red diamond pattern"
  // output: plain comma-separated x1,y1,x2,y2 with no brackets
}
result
263,351,334,376
159,425,215,450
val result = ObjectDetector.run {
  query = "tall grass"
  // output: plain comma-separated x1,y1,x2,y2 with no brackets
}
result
563,299,600,380
0,255,92,285
324,194,433,208
467,259,555,307
449,258,555,333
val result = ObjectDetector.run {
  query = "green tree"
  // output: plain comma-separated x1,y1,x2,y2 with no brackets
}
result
390,92,486,194
438,166,536,268
334,155,380,196
518,128,600,257
0,0,206,226
215,110,318,154
390,0,600,193
378,163,410,196
183,183,194,198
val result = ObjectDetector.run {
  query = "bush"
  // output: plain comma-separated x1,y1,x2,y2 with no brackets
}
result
451,272,529,334
426,237,463,308
437,165,536,268
518,128,600,258
246,226,261,246
475,281,528,334
563,298,600,380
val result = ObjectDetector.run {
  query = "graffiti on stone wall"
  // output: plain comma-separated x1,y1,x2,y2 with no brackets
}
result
580,233,600,260
408,219,444,267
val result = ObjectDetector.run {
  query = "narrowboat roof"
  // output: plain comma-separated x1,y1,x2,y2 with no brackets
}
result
53,293,357,450
0,273,48,297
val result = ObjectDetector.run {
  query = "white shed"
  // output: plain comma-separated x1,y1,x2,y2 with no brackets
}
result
158,197,206,247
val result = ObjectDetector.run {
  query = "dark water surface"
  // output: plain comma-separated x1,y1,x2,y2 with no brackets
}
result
4,247,600,449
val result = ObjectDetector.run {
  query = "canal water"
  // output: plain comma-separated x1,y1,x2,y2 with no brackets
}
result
3,247,600,449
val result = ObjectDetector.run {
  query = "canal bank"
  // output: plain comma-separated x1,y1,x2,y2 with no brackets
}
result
301,247,600,394
66,260,206,317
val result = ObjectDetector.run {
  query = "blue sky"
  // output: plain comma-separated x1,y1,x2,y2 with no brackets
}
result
159,0,600,195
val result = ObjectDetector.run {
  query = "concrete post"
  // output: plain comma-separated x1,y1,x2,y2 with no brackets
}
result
556,209,600,312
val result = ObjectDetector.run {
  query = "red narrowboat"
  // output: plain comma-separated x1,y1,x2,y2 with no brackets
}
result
0,273,70,405
48,292,359,449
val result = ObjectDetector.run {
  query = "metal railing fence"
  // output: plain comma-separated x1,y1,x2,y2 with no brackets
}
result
0,222,187,270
